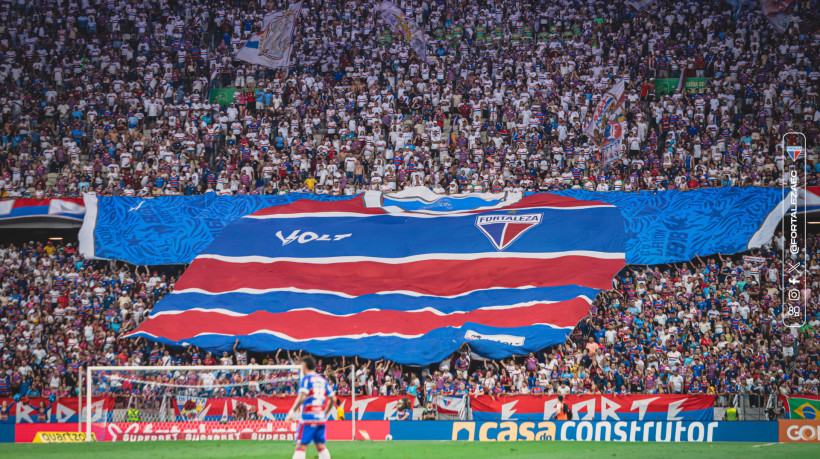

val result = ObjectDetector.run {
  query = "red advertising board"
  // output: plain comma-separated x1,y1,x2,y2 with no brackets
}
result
470,394,715,421
15,423,81,443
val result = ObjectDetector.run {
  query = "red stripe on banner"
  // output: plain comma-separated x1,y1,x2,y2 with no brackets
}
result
249,196,383,216
497,193,613,210
247,193,611,218
174,256,624,295
10,197,84,208
131,297,592,341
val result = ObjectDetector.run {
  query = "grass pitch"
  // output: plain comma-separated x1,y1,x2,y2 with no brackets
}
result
0,440,818,458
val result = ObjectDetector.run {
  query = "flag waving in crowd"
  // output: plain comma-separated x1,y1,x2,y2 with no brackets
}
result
235,2,301,69
127,194,626,365
376,1,428,62
626,0,658,11
758,0,797,33
585,79,628,166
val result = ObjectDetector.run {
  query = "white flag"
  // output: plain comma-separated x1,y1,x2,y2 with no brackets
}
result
585,79,626,144
377,1,427,62
236,2,301,69
410,28,428,63
626,0,657,10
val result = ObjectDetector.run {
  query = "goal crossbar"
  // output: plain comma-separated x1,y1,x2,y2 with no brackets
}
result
84,364,356,442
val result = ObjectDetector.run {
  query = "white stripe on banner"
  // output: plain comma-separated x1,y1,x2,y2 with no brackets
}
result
195,251,626,265
173,285,585,299
245,211,383,219
78,193,99,260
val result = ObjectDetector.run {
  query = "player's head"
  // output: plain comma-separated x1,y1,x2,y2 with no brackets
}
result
302,355,317,373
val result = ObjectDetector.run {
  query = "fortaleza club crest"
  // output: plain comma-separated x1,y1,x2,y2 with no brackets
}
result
475,213,543,251
786,145,804,162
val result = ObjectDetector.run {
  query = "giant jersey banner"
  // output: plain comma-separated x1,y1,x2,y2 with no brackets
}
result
126,194,627,364
470,394,715,421
79,187,792,266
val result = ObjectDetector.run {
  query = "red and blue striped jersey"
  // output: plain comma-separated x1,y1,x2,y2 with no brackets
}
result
299,373,334,423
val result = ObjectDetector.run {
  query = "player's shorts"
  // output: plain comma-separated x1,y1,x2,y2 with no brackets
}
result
296,422,326,445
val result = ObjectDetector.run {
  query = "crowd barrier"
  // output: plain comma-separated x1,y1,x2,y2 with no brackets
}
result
0,394,715,424
0,395,403,424
0,424,13,443
11,421,390,443
1,395,817,444
1,420,797,443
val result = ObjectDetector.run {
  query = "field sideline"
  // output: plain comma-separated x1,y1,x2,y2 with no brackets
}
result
1,440,819,458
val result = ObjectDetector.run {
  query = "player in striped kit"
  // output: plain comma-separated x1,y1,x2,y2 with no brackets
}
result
286,356,336,459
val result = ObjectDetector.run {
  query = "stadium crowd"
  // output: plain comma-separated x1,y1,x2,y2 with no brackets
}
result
0,0,816,199
0,231,817,413
0,0,817,419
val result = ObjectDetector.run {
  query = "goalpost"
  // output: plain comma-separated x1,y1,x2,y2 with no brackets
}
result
84,364,357,442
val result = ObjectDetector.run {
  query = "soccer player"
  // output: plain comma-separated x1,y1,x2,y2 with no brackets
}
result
285,356,336,459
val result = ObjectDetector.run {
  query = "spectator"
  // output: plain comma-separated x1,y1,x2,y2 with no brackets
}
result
422,401,437,420
396,398,412,420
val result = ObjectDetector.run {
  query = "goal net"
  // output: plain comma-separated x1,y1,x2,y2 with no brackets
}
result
84,365,305,442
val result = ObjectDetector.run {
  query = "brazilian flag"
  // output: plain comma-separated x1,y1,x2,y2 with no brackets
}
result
789,398,820,419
